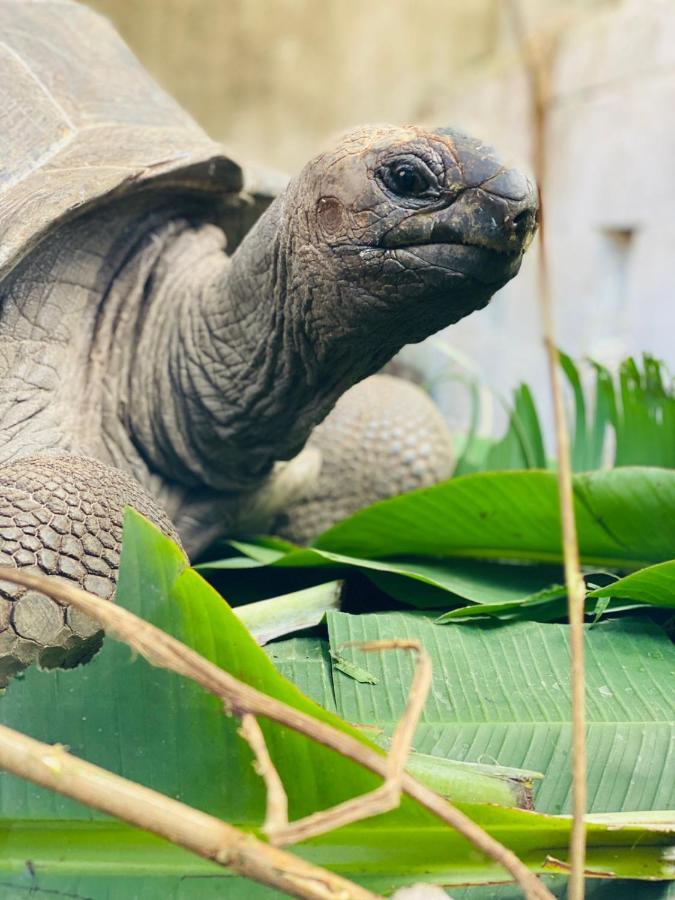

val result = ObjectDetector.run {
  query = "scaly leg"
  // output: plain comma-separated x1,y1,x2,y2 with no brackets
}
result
0,455,177,685
274,374,454,544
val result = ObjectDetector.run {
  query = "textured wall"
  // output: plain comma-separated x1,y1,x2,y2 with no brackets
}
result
85,0,498,173
412,0,675,433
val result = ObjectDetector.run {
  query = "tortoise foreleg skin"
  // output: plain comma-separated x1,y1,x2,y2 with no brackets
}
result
0,455,177,685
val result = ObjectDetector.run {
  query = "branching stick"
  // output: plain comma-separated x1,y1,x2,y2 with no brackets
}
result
253,639,431,846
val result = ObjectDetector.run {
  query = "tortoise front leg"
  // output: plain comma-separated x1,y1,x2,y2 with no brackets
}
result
0,455,177,685
273,374,454,545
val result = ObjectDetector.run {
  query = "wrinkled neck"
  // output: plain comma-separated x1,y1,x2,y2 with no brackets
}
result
188,200,317,484
127,197,398,492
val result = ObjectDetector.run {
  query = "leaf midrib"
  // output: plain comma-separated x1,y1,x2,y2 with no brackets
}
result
372,720,674,727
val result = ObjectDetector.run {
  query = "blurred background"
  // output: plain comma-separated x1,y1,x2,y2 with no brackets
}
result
85,0,675,435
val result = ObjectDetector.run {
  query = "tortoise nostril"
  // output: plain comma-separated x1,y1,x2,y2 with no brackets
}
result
512,208,534,238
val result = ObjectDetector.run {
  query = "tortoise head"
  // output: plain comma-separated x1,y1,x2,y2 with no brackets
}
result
123,125,538,491
285,124,538,347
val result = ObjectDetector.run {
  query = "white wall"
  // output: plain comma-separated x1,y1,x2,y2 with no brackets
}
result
406,0,675,435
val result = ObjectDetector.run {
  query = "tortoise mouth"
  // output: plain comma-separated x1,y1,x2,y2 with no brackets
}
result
391,242,523,287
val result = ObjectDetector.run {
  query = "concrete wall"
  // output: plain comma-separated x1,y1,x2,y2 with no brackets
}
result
418,0,675,431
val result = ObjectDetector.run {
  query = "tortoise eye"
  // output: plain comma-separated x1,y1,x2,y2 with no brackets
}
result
392,165,426,194
383,159,435,198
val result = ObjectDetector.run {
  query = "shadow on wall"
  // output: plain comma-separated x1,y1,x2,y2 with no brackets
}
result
84,0,499,172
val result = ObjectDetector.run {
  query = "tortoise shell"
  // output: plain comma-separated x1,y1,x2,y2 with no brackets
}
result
0,0,283,280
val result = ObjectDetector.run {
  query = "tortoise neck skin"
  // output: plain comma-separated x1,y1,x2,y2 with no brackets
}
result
127,197,408,492
128,125,538,492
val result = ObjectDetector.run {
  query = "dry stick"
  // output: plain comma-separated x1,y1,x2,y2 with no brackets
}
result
239,713,289,835
366,641,432,786
259,640,432,846
0,723,379,900
505,4,588,899
0,567,555,900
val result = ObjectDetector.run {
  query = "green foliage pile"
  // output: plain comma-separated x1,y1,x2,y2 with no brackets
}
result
0,353,673,898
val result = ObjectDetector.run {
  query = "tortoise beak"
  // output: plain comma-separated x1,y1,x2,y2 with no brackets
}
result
431,126,539,254
428,184,538,257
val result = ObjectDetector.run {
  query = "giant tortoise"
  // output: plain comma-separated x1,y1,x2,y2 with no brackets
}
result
0,0,537,681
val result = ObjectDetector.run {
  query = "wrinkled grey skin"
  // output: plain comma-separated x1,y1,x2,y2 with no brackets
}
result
126,125,536,494
0,117,537,681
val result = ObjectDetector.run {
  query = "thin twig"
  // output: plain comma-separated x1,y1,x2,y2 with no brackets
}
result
0,723,378,900
239,713,289,834
366,641,432,785
264,639,431,845
0,566,555,900
268,774,397,846
505,4,587,898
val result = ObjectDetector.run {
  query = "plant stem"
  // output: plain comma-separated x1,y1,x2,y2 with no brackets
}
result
541,239,588,900
0,723,378,900
235,580,342,645
505,4,588,897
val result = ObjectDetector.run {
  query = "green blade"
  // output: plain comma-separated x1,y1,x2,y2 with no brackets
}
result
588,559,675,608
235,580,343,644
559,351,591,470
314,468,675,569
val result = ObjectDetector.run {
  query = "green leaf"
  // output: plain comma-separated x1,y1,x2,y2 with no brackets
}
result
435,584,569,623
202,545,565,609
559,350,594,471
364,560,564,609
451,879,675,899
314,468,675,569
401,751,542,809
324,612,675,815
588,560,675,609
435,582,641,624
263,651,541,806
1,813,673,896
115,510,386,824
7,869,670,900
450,370,486,477
574,468,675,563
615,356,675,468
589,593,613,626
1,513,672,892
456,352,673,474
266,636,338,713
485,384,547,471
588,360,618,467
228,539,289,563
0,510,390,832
